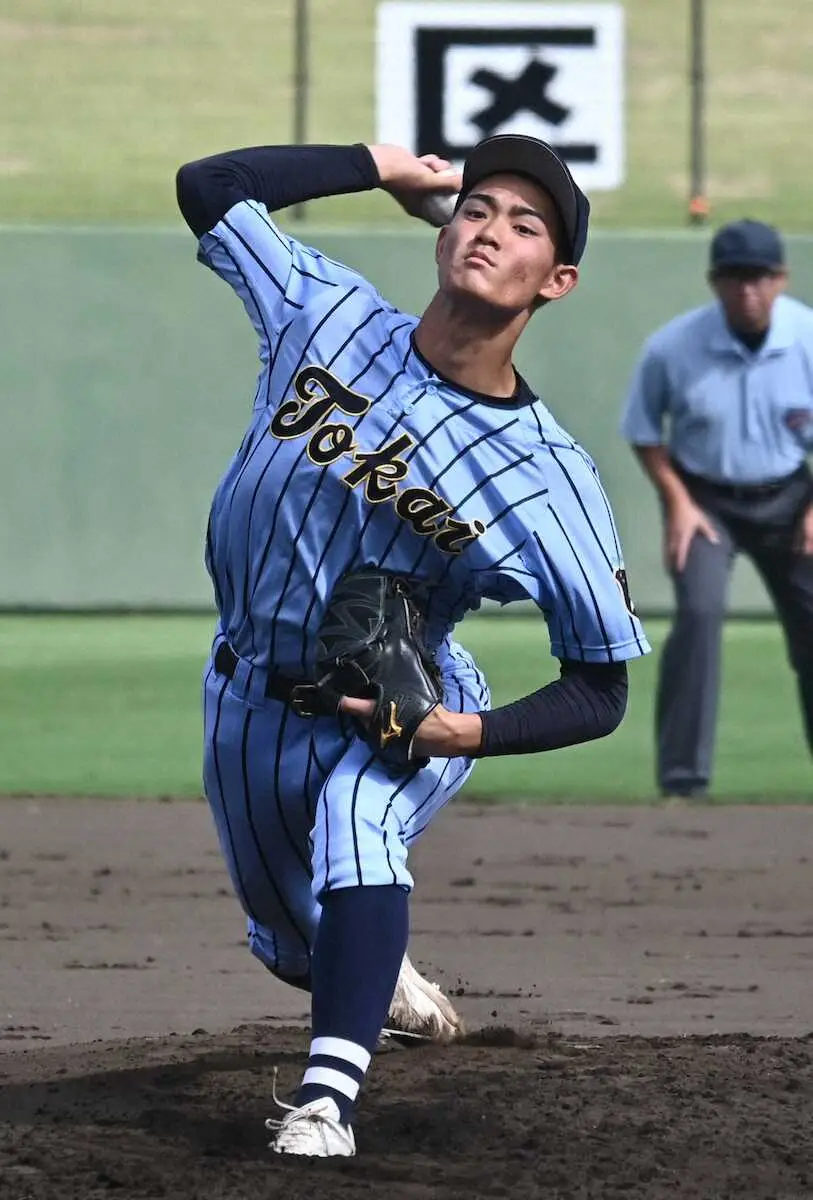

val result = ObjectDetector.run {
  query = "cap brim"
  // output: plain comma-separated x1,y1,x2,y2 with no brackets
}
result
712,256,783,271
459,135,579,259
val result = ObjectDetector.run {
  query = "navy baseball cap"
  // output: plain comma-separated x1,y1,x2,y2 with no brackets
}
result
456,134,590,265
710,219,785,272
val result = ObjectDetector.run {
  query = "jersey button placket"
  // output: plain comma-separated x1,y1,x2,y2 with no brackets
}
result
741,361,757,443
391,381,426,417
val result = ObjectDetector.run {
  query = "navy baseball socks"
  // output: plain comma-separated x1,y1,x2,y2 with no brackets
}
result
269,884,408,1157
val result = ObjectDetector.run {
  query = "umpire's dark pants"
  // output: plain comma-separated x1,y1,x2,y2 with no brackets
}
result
658,463,813,794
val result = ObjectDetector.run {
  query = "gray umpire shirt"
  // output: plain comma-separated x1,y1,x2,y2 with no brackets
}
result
620,294,813,484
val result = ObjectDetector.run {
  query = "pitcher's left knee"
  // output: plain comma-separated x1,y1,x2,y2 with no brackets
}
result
311,806,413,898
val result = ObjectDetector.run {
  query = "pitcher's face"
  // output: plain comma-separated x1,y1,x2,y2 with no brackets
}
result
436,173,578,316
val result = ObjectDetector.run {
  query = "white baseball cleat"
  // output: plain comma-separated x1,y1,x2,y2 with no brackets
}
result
385,953,464,1043
266,1094,356,1158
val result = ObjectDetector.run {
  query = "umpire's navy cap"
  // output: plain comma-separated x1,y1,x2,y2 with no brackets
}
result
710,219,785,272
456,134,590,265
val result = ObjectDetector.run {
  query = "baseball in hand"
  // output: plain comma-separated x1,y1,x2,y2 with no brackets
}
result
419,168,460,228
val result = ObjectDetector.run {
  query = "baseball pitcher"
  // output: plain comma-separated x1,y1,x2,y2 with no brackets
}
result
176,134,650,1158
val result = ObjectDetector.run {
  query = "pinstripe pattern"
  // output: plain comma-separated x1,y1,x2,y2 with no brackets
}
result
530,406,645,655
220,216,304,308
204,233,277,362
203,656,482,967
238,707,312,957
380,771,415,886
194,198,649,948
277,288,360,401
265,318,413,668
548,506,612,658
532,530,584,659
202,669,252,909
308,663,483,898
406,426,530,583
245,289,361,625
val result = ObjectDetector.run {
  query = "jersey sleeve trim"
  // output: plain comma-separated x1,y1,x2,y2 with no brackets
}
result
549,635,651,663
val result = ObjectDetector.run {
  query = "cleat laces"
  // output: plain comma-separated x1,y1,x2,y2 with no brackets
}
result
265,1068,355,1156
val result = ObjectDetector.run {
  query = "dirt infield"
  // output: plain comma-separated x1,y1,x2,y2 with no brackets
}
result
1,798,812,1199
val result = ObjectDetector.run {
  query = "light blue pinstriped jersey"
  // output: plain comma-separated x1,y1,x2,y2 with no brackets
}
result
197,199,649,675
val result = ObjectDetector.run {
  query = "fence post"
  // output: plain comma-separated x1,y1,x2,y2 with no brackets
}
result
292,0,309,222
688,0,708,224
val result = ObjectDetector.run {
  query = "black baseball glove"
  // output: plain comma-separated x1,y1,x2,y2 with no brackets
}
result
314,571,443,769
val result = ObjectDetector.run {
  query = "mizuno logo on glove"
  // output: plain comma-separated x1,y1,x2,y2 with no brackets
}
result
379,702,404,747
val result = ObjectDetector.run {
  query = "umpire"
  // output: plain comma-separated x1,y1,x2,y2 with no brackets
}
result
621,219,813,798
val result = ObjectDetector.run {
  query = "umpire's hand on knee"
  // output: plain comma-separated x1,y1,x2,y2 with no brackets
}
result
338,696,483,758
665,499,719,573
793,502,813,555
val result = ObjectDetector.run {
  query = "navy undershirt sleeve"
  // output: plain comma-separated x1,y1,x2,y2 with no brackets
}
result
176,144,380,238
477,660,628,757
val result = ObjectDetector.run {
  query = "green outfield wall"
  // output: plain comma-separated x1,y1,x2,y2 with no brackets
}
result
3,228,813,613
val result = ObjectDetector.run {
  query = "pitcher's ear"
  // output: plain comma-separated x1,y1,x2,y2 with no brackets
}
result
536,263,579,305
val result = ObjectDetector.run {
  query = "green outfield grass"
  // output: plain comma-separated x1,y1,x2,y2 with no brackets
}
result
0,615,809,801
1,1,811,229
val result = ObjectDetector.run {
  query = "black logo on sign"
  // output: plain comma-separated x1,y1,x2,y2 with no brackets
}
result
416,26,598,165
470,60,570,136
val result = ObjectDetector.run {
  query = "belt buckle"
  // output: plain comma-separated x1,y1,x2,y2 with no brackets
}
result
289,683,322,719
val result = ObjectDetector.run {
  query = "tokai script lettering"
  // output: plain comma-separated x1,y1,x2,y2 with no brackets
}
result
269,366,486,555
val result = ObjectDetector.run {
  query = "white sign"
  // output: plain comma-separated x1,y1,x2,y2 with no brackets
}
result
376,2,624,190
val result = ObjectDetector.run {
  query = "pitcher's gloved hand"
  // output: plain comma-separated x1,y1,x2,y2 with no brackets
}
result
314,571,443,769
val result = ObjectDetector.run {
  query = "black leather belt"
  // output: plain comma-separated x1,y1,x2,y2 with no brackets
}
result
213,642,327,719
674,462,810,502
